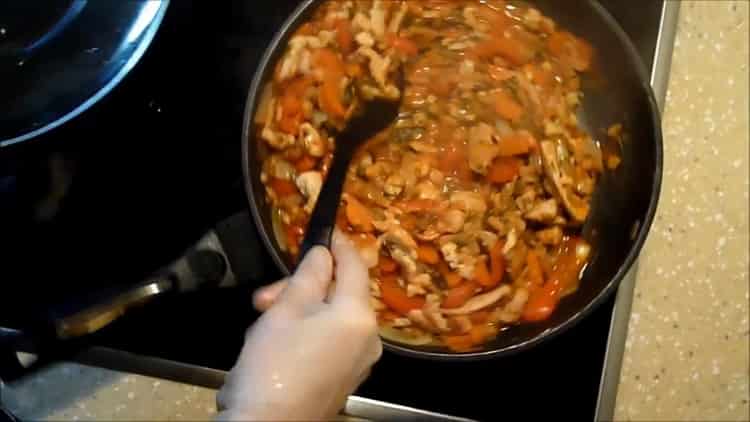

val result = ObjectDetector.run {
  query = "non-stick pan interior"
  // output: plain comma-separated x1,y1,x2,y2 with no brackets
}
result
242,0,663,359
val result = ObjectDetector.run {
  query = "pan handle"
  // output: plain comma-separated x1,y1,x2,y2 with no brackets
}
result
43,210,265,340
51,277,174,339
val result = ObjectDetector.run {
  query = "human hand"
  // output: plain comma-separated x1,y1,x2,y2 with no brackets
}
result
217,231,382,421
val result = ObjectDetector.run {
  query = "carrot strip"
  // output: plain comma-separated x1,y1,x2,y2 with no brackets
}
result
278,76,314,134
473,259,493,287
334,19,354,54
378,255,399,274
486,240,506,288
438,260,464,288
487,157,522,184
442,334,478,352
522,282,557,322
547,31,594,72
442,282,478,309
438,145,473,182
269,178,298,197
387,33,419,56
442,325,497,352
468,311,491,324
380,276,425,315
319,78,347,118
345,196,374,232
526,250,545,287
468,324,497,344
498,131,537,157
494,89,524,123
417,244,441,265
313,49,347,119
312,48,346,78
522,240,590,322
294,155,317,172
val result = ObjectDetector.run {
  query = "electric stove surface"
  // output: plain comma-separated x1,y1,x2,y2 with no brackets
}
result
0,1,667,420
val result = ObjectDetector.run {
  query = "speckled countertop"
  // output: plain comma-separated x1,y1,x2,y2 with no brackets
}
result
614,2,749,421
3,2,749,421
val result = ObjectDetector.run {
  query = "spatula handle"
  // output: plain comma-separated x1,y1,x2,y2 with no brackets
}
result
297,146,353,265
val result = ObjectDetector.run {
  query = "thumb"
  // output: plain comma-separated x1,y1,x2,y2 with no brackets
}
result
278,246,333,310
330,230,370,307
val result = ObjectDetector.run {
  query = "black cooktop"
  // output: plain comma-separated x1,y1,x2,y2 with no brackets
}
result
0,1,666,420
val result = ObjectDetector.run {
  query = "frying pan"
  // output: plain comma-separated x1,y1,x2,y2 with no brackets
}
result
242,0,663,360
0,0,661,366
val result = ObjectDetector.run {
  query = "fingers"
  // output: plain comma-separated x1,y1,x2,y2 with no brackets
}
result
252,279,289,312
330,230,370,307
278,246,333,309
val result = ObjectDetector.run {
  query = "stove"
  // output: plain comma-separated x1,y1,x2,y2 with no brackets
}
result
0,1,678,420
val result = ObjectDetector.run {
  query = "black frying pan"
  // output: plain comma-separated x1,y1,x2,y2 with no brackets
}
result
242,0,663,360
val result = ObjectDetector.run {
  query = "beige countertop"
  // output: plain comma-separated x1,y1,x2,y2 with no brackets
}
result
3,2,749,421
614,1,749,421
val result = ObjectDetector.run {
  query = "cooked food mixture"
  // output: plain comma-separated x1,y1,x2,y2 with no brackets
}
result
255,0,607,351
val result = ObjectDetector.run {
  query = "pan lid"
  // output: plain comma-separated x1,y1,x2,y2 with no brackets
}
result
0,0,169,147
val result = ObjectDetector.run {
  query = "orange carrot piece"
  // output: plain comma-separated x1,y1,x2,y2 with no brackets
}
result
334,19,354,54
378,255,399,274
294,155,317,172
417,244,441,265
547,31,594,72
269,178,298,197
468,324,497,344
473,259,493,287
469,311,491,324
438,260,464,288
312,48,346,78
526,250,545,287
387,33,419,56
439,145,473,182
442,325,496,351
523,238,590,322
485,240,506,288
319,77,347,118
313,49,347,118
380,276,425,315
442,282,478,309
487,157,522,184
345,196,373,232
494,89,524,123
495,36,533,65
498,131,537,157
522,282,557,322
277,76,313,134
442,334,477,352
346,62,362,78
381,310,400,321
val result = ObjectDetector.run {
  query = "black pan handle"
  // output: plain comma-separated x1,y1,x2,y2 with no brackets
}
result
32,210,265,341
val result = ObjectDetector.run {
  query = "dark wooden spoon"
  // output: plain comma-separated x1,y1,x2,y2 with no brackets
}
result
298,73,404,261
